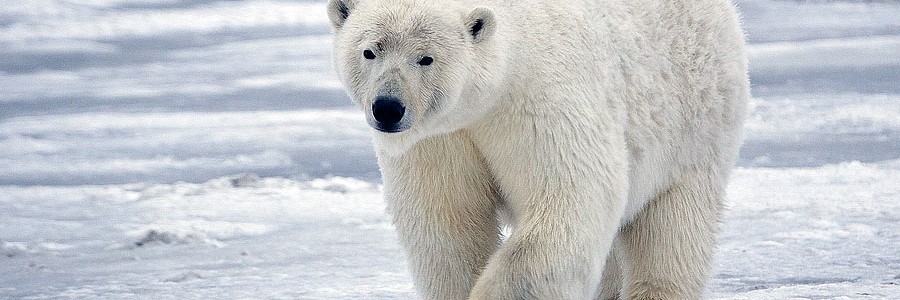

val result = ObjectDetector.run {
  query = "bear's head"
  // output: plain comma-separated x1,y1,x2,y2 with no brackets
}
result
328,0,503,155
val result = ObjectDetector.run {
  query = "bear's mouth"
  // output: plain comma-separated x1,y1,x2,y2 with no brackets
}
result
368,117,410,133
372,122,409,133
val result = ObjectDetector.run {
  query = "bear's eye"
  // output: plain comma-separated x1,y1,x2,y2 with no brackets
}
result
363,49,376,60
417,56,433,66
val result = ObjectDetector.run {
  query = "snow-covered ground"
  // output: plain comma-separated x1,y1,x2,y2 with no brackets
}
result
1,0,898,298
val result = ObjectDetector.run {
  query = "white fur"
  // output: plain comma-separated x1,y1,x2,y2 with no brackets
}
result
328,0,749,299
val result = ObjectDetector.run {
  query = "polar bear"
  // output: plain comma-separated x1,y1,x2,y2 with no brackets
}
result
328,0,749,299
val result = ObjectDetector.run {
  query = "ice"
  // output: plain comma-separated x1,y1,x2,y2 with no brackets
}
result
0,110,375,185
1,0,898,298
0,175,411,299
713,161,900,298
1,164,897,298
0,1,328,41
738,94,900,167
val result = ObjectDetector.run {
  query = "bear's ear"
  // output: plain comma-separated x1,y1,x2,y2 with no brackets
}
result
327,0,354,29
466,7,496,44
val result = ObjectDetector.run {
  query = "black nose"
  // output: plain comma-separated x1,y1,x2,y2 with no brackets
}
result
372,96,405,126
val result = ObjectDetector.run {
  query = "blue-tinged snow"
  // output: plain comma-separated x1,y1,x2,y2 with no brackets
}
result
1,0,899,298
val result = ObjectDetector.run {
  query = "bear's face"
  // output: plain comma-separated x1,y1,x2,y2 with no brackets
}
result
328,0,499,155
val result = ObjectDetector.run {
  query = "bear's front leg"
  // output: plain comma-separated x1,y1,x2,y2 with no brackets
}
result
378,131,500,300
468,114,629,299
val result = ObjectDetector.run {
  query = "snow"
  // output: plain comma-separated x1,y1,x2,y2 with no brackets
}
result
1,175,413,299
1,0,898,298
715,162,900,299
0,110,374,185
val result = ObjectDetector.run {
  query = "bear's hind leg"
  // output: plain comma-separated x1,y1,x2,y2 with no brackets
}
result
619,166,725,299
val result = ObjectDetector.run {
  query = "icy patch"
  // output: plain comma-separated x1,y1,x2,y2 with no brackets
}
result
736,0,900,42
1,240,75,257
1,39,119,54
0,1,329,41
0,110,372,185
1,35,340,101
713,161,900,298
739,94,900,167
0,173,406,298
1,241,31,257
744,94,900,138
748,35,900,73
718,281,899,300
308,177,375,194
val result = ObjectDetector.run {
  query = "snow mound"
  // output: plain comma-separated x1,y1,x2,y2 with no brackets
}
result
131,230,216,248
